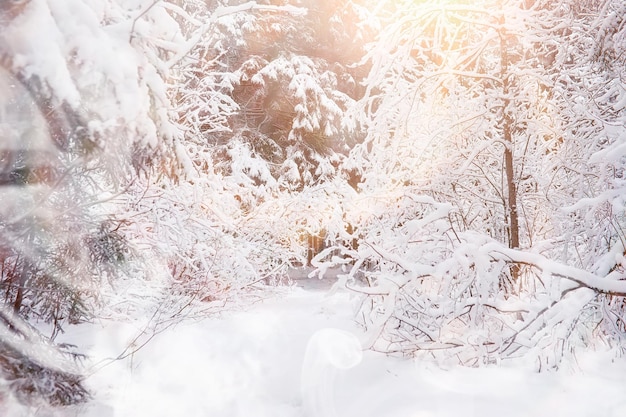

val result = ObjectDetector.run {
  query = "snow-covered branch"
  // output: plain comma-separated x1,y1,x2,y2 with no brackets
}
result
486,244,626,296
166,2,306,69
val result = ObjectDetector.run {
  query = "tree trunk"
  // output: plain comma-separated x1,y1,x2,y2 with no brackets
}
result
499,16,521,283
13,264,27,314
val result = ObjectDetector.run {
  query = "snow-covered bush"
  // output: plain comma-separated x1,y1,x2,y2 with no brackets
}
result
311,190,625,369
113,168,336,309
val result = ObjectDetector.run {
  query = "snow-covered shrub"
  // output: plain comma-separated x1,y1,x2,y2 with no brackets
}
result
115,171,308,307
312,190,626,369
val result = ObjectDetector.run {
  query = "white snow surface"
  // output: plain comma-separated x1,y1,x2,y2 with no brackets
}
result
21,285,626,417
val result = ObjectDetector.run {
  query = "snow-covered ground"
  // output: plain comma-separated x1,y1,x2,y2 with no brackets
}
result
21,284,626,417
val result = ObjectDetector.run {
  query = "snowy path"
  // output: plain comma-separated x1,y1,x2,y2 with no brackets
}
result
70,286,626,417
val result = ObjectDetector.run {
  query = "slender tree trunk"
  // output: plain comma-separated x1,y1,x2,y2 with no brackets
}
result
13,229,34,314
13,263,27,314
502,99,520,251
504,140,520,250
499,16,521,283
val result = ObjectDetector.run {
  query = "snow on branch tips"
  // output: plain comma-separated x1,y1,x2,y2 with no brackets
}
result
166,2,306,69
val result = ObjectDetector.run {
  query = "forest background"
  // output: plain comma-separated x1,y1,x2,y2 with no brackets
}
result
0,0,625,408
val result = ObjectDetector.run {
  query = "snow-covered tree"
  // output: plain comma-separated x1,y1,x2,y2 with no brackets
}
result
549,0,626,342
319,0,626,368
174,0,371,194
0,0,187,405
162,0,375,276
